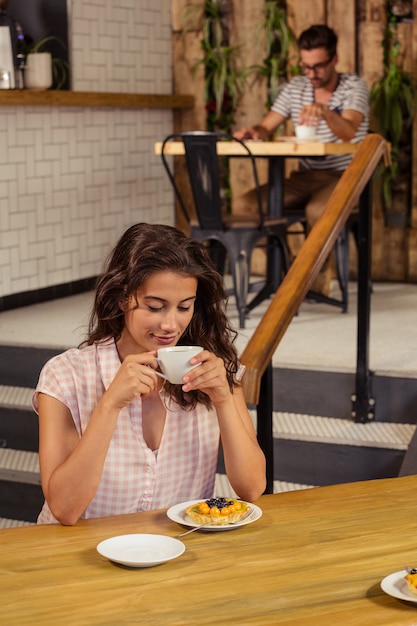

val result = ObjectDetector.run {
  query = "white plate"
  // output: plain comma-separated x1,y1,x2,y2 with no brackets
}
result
277,136,319,143
380,570,417,603
167,500,262,532
96,533,185,568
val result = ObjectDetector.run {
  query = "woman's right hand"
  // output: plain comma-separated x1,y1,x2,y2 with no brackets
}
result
105,352,159,409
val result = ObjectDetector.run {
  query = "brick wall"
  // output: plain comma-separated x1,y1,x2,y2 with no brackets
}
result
0,0,174,298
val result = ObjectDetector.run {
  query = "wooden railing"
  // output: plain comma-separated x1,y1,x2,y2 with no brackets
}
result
241,133,390,405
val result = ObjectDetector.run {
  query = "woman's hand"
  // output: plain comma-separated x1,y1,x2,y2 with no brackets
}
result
105,352,159,409
181,349,231,405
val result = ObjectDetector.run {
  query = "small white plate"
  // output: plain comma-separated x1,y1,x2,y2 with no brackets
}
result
167,500,262,532
97,533,185,568
380,569,417,603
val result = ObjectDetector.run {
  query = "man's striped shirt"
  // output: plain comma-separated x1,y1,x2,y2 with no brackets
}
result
271,73,369,171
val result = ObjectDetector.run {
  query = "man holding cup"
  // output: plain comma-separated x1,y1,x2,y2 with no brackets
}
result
235,24,369,296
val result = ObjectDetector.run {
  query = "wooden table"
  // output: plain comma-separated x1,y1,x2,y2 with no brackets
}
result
2,476,417,624
155,136,359,220
155,137,359,158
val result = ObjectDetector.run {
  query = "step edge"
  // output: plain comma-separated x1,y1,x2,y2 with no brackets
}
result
0,384,34,410
272,364,417,380
0,448,40,485
271,412,416,449
0,517,36,529
274,433,409,450
0,469,41,485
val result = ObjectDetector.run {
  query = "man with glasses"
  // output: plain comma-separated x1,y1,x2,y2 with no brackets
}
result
235,24,369,296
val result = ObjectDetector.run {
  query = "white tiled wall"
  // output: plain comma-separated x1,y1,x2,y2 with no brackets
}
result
0,0,175,298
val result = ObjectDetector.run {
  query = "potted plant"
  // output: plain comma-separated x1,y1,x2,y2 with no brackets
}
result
24,35,69,90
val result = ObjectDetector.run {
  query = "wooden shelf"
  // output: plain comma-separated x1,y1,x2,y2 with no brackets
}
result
0,91,194,109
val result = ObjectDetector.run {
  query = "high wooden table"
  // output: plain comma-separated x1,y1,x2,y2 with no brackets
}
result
155,136,359,227
2,476,417,624
155,137,359,158
155,137,358,213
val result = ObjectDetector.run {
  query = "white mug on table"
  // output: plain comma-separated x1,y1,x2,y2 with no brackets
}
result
295,124,317,140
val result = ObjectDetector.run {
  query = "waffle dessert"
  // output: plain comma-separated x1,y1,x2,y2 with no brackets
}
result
185,497,250,526
405,570,417,595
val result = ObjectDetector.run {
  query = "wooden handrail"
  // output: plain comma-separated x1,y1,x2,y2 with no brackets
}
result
241,133,390,405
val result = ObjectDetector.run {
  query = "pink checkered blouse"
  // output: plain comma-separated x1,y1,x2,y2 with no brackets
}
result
32,339,220,524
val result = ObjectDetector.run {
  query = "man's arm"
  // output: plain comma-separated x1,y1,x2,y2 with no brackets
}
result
234,110,287,140
299,103,364,142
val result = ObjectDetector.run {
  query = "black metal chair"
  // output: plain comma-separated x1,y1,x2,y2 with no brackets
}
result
160,131,290,328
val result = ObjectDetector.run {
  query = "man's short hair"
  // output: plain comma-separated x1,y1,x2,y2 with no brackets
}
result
298,24,338,59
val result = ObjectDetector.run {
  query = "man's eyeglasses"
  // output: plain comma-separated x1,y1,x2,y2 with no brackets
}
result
299,57,334,74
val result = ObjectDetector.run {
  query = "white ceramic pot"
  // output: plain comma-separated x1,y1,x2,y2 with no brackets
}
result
24,52,52,90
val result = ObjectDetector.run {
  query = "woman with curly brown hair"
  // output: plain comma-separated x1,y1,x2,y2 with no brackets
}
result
33,223,266,525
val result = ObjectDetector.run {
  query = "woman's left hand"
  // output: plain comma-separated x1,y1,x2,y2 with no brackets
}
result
181,350,230,404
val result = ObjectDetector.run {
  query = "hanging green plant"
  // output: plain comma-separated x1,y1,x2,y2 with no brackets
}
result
185,0,251,132
252,0,296,107
196,38,247,131
183,0,255,213
370,4,416,212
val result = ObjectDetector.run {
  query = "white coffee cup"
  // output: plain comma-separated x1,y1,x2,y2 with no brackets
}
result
295,124,317,140
156,346,203,384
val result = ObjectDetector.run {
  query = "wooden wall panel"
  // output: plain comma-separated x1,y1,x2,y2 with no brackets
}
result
408,227,417,280
171,1,206,233
409,0,417,275
383,227,409,281
358,22,384,87
286,0,326,36
172,32,205,132
230,1,266,129
229,1,269,274
327,0,356,72
357,1,385,278
172,0,193,32
397,22,413,72
229,0,267,197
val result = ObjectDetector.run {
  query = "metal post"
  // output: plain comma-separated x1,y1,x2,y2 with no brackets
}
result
257,361,274,493
352,181,375,422
268,156,285,291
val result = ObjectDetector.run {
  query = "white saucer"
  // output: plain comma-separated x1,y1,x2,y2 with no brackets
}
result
97,533,185,567
380,569,417,603
167,500,262,531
